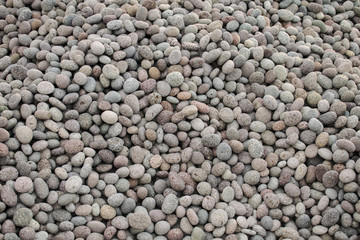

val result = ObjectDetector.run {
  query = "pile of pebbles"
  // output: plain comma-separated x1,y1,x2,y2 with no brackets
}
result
0,0,360,239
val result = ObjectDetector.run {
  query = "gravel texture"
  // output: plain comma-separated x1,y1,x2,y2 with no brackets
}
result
0,0,360,239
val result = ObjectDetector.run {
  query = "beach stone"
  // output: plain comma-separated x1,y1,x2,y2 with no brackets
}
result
169,50,181,65
91,41,105,55
221,186,234,202
101,111,118,124
339,169,356,183
283,111,302,126
191,227,205,240
0,143,9,157
248,139,263,158
64,139,84,154
322,170,339,188
15,126,33,144
166,72,184,87
14,177,33,193
284,183,300,198
278,9,294,21
155,221,171,235
210,209,228,227
37,81,55,94
1,185,17,207
128,212,151,231
123,78,140,93
13,208,33,227
263,95,278,110
102,65,119,79
162,194,178,214
145,104,163,121
100,205,116,220
244,170,260,185
65,176,82,193
216,142,232,161
321,208,340,227
261,216,273,230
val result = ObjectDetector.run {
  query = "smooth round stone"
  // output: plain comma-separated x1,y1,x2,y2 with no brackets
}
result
128,212,152,231
64,139,84,154
168,50,181,65
14,177,33,193
104,91,122,103
308,118,323,133
322,170,339,188
221,186,234,202
15,126,33,144
13,208,33,227
91,41,105,55
123,78,140,93
101,111,118,124
216,142,232,161
107,20,123,30
321,208,340,227
209,209,228,227
284,183,300,197
37,81,55,94
263,95,278,110
250,121,266,133
202,134,221,147
155,221,171,235
102,64,119,79
100,205,116,220
65,176,83,193
339,169,356,183
166,72,184,87
248,139,263,158
244,170,260,185
219,108,234,123
261,216,273,230
162,194,178,214
278,9,294,21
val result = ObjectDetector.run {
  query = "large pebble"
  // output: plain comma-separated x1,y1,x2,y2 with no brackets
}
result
65,176,83,193
166,72,184,87
128,212,152,231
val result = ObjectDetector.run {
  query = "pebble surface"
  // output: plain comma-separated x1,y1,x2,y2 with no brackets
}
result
0,0,359,239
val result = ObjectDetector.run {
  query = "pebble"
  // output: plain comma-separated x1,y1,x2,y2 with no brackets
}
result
13,208,33,227
166,72,184,87
128,212,152,231
91,41,105,55
162,194,178,214
0,142,9,157
202,134,221,147
321,208,340,227
339,169,356,183
210,209,228,227
64,139,84,154
102,64,119,79
216,142,232,161
65,176,82,193
101,111,118,124
278,9,294,21
37,81,55,94
100,205,116,220
244,170,260,185
0,1,359,239
15,126,33,144
248,139,263,158
322,170,339,188
14,177,33,193
123,78,140,93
